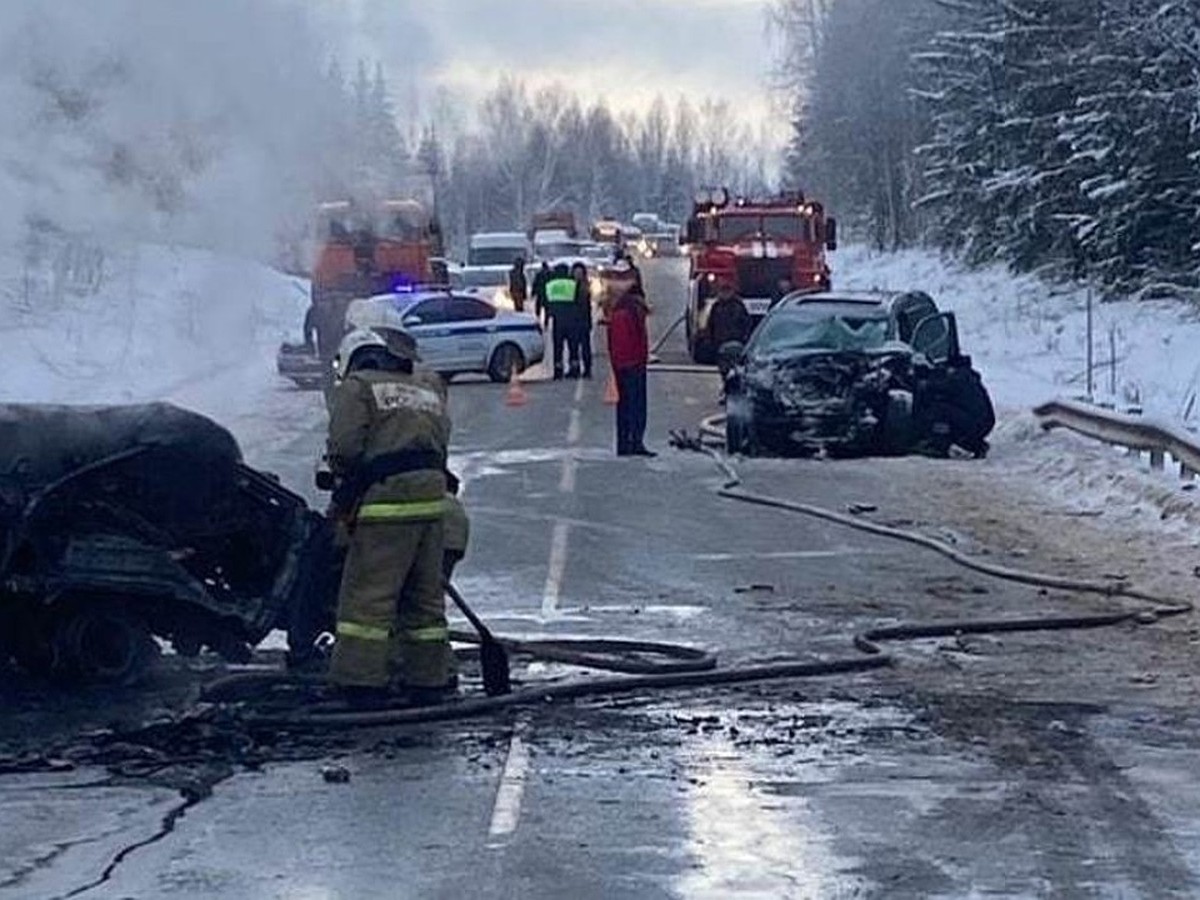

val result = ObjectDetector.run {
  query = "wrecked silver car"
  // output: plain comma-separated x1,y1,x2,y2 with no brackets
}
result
722,292,995,458
0,404,331,683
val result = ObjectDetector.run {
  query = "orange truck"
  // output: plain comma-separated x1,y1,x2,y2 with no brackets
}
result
311,199,443,305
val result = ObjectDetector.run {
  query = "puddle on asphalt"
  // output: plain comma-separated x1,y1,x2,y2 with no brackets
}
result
667,698,913,898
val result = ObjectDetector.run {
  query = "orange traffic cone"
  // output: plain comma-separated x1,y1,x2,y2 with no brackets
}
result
603,373,619,405
505,370,529,407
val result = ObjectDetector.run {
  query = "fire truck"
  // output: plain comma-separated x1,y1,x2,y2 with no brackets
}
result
684,187,838,363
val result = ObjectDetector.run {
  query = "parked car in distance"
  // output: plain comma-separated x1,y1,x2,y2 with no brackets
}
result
722,290,994,459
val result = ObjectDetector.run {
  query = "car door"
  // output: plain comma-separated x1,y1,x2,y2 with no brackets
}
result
401,298,456,370
446,295,499,371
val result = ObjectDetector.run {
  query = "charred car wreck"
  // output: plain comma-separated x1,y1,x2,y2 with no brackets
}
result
0,403,333,683
722,292,995,458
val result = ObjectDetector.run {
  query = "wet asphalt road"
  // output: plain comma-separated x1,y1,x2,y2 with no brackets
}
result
5,259,1200,898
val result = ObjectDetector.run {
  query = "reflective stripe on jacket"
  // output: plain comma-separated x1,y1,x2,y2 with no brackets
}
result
357,498,448,522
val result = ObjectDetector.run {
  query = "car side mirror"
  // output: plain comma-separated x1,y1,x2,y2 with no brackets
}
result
685,219,702,245
315,468,334,491
825,217,838,252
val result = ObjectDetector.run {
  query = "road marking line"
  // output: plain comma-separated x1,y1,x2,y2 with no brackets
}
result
567,408,582,445
558,455,578,493
541,519,570,618
691,549,881,562
573,377,585,404
487,716,532,847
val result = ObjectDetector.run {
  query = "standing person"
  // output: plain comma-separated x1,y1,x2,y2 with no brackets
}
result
623,251,645,295
532,261,552,326
607,287,655,457
707,280,753,376
570,261,594,379
544,263,582,379
325,327,455,707
508,256,528,313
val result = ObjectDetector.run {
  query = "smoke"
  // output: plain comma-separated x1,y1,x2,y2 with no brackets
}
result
0,0,344,258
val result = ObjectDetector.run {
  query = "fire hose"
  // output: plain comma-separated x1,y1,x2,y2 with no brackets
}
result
222,442,1190,730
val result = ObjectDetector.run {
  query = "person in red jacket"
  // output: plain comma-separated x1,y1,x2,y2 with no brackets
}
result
606,287,655,457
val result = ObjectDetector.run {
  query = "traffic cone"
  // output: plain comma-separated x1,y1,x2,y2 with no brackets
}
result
603,372,619,405
505,370,529,407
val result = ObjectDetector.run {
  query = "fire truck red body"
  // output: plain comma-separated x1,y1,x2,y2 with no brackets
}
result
685,188,837,363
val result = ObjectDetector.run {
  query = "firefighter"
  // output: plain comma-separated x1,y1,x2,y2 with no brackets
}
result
532,261,552,326
508,257,528,313
545,262,582,379
607,287,655,457
325,327,454,705
707,279,753,376
442,470,469,581
570,261,594,379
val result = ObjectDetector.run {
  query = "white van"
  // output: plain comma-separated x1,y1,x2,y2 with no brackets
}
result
468,232,530,267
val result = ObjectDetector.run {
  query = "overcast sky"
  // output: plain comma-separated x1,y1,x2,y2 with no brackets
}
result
315,0,783,131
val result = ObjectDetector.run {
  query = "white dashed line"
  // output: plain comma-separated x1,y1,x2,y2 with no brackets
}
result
540,519,570,618
558,455,578,493
487,716,532,847
567,408,582,445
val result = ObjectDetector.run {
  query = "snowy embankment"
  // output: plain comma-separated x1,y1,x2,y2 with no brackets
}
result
838,244,1200,533
0,239,313,465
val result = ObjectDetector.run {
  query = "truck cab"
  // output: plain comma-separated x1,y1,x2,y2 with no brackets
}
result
685,187,837,363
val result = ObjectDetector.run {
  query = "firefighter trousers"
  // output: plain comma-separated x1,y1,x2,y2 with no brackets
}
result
329,517,454,690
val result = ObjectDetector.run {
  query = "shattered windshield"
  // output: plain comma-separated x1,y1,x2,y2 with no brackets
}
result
753,310,890,355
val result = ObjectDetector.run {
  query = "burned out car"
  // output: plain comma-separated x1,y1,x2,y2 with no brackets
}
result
722,291,994,458
0,403,332,683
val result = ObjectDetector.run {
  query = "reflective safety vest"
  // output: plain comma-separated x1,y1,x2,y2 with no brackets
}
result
545,277,577,304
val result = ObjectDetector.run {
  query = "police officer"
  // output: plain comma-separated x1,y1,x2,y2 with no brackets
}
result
326,326,454,706
532,261,552,325
544,262,581,379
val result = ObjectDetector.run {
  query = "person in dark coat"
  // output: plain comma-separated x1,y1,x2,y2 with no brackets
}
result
570,261,594,378
607,288,654,457
532,261,552,326
508,256,528,313
707,280,752,376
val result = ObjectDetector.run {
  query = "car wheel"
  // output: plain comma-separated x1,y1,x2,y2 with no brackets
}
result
54,604,157,684
488,343,525,383
881,390,914,455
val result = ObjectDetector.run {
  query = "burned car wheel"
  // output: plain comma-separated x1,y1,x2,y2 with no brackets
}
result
54,605,157,685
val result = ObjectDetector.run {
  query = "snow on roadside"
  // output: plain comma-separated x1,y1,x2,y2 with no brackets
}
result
837,244,1200,425
0,240,315,462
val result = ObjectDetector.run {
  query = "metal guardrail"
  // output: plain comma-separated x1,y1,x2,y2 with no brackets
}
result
1034,399,1200,479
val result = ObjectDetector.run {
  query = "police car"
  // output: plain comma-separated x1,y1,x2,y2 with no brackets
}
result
343,289,544,383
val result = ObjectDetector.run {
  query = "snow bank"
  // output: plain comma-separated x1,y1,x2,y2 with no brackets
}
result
0,239,311,460
836,245,1200,424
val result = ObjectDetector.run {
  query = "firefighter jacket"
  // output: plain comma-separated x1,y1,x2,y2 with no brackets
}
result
327,369,450,520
